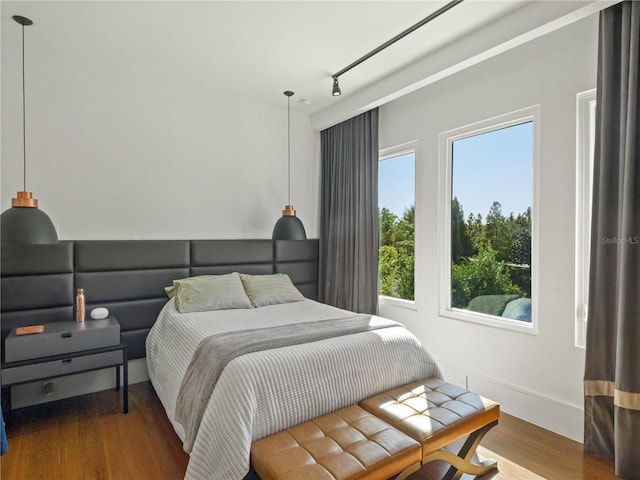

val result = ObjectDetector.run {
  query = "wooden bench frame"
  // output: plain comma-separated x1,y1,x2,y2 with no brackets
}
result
396,419,499,480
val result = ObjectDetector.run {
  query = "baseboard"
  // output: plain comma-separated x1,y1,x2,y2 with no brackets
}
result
9,358,149,409
437,360,584,443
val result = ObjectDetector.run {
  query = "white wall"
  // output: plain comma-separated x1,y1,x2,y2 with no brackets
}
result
377,16,598,441
1,23,319,240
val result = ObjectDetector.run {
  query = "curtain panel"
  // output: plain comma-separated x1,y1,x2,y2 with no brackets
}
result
584,2,640,478
319,109,379,314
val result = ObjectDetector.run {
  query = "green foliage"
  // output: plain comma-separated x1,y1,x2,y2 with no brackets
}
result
480,202,514,262
451,200,532,308
378,206,414,300
451,245,524,308
379,208,398,247
378,245,399,297
466,213,484,252
451,197,473,262
379,197,531,305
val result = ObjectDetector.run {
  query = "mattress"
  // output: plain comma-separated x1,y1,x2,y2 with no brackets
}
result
146,299,441,480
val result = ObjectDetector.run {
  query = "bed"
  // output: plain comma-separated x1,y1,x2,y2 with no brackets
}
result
0,239,441,480
146,294,440,480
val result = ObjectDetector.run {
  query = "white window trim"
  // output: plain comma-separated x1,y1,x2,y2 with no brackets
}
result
379,140,418,162
379,140,418,308
379,295,418,311
437,106,540,335
575,89,596,348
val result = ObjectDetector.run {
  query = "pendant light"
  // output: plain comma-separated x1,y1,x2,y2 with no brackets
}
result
1,16,58,245
272,91,306,240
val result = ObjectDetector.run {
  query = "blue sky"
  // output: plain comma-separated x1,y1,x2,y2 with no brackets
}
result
452,122,533,219
378,122,532,220
379,153,415,217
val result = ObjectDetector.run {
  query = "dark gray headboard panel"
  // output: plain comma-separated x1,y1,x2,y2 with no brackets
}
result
1,239,319,361
275,240,319,300
190,240,273,276
1,242,74,352
74,241,190,360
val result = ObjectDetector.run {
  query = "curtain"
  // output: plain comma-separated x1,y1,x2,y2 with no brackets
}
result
584,2,640,478
319,109,379,314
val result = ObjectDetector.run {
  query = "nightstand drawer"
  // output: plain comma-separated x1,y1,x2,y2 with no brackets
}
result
5,318,120,362
1,351,122,385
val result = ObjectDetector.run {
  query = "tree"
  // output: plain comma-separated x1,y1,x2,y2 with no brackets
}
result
466,213,484,253
379,208,398,247
396,252,415,301
451,244,524,308
481,201,513,262
511,229,531,266
378,245,399,297
378,205,415,300
451,197,473,263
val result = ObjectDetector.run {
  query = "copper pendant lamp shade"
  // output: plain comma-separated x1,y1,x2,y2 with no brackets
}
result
1,15,58,245
272,91,306,240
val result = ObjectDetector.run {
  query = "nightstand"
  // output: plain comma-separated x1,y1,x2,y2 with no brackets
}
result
1,317,128,414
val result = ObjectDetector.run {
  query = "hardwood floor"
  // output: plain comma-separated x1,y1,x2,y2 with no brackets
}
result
1,382,616,480
1,382,188,480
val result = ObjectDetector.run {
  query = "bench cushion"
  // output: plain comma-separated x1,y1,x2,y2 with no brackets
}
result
358,378,500,456
251,404,421,480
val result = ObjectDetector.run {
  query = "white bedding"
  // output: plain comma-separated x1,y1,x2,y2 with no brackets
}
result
146,299,441,480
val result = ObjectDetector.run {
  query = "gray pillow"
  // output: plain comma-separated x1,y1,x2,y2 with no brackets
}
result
466,294,520,317
501,297,532,322
240,273,305,307
166,273,253,313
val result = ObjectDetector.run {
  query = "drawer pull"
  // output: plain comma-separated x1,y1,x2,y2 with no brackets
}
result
62,359,72,365
61,332,72,338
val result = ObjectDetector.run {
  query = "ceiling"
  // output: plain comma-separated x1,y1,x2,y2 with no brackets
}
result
1,1,532,113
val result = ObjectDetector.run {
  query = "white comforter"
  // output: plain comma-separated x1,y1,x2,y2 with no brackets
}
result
146,299,441,480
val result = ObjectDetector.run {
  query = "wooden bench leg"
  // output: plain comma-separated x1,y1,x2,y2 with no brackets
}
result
422,420,499,480
394,461,421,480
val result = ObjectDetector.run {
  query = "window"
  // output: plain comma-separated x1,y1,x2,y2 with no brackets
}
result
379,144,415,302
575,89,596,348
439,107,539,333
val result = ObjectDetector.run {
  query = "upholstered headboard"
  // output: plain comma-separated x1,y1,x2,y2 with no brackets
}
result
1,239,319,361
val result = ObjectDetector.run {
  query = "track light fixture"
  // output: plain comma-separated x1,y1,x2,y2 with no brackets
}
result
330,0,463,96
332,77,341,96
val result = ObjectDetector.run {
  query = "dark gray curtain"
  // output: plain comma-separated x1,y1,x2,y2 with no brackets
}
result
319,109,379,314
584,2,640,478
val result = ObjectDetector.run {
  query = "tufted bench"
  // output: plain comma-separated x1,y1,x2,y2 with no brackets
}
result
360,378,500,480
251,404,421,480
251,379,499,480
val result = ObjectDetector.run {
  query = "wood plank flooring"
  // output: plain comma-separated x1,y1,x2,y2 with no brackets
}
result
1,382,616,480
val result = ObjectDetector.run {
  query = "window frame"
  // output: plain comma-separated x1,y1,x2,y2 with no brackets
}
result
437,106,540,334
378,140,418,310
575,89,596,348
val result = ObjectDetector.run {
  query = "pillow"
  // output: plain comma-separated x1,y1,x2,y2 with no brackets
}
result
465,294,520,317
166,273,253,313
240,273,305,307
501,297,532,322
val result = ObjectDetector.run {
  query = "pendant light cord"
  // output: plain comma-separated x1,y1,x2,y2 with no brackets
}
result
21,22,27,191
287,93,291,206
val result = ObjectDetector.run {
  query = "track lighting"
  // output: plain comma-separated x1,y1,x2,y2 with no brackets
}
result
332,77,341,96
330,0,463,96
